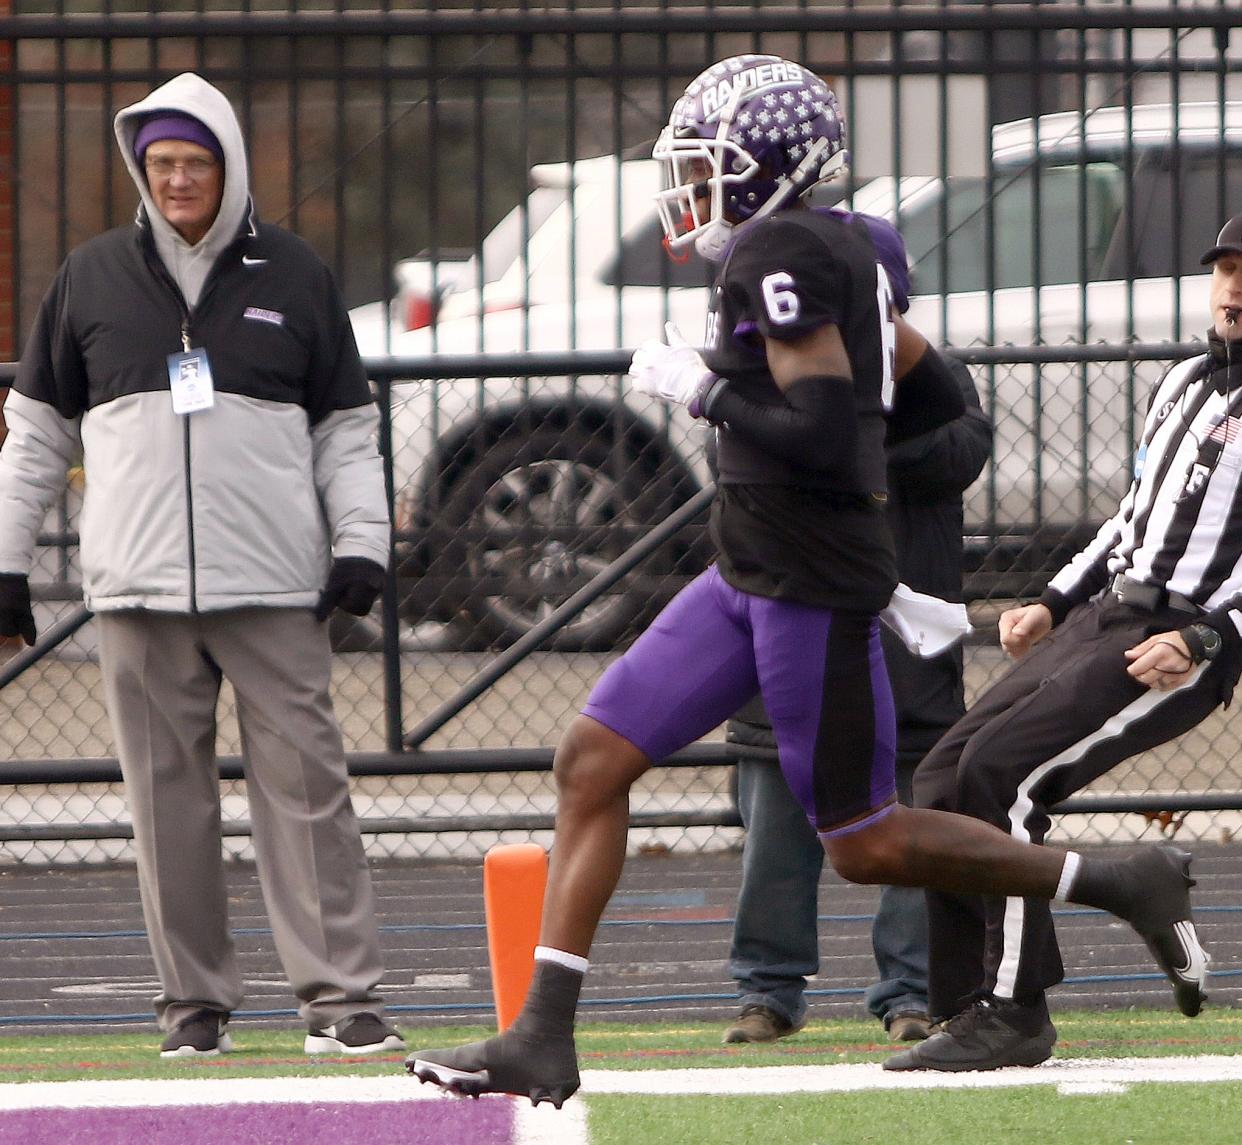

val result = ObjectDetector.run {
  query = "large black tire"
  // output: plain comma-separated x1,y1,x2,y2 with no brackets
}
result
429,422,698,652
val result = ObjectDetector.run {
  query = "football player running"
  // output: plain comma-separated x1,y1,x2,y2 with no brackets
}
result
406,54,1209,1106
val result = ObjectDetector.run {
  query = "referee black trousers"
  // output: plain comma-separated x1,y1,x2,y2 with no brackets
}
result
912,595,1228,1020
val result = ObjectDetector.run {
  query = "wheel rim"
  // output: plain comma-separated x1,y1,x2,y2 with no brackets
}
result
462,456,640,638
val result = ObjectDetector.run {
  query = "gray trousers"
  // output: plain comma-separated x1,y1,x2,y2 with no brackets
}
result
97,607,387,1031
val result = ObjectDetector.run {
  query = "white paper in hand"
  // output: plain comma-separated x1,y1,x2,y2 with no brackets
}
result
879,582,971,657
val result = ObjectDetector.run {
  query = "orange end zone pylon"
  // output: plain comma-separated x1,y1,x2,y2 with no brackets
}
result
483,842,548,1031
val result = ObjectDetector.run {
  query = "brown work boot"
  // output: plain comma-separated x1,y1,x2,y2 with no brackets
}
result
885,1009,933,1042
722,1004,803,1044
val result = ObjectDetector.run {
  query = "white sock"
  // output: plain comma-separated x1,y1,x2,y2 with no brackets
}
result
1053,851,1081,903
534,945,589,975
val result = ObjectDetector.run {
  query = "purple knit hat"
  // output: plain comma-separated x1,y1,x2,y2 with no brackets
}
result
133,113,223,163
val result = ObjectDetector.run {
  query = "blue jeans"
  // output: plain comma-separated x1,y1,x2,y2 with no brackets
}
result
728,754,928,1028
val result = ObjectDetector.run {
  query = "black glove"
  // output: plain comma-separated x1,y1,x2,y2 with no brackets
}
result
314,556,386,621
0,572,36,646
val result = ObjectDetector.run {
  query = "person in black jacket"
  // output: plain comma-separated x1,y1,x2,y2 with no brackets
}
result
0,73,402,1060
723,354,990,1046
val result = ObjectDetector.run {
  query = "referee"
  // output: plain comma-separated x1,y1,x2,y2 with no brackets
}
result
888,214,1242,1073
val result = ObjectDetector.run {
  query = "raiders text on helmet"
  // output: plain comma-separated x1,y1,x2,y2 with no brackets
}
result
653,54,849,260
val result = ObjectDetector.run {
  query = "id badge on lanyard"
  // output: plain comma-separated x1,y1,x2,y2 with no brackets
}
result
167,326,215,414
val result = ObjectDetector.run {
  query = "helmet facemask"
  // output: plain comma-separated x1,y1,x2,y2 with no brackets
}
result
653,122,760,261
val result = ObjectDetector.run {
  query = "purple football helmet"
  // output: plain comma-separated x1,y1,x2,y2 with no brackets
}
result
653,54,849,260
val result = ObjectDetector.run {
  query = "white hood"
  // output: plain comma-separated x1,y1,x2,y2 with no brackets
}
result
113,72,253,305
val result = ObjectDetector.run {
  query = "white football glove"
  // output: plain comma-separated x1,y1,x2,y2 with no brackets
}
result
628,323,712,407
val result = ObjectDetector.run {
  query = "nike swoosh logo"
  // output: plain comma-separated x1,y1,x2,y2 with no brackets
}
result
1172,920,1210,981
241,256,267,267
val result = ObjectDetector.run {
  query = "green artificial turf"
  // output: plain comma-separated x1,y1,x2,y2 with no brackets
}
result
0,1009,1238,1083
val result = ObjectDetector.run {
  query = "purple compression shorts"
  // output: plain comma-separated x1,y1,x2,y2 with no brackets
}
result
583,565,898,836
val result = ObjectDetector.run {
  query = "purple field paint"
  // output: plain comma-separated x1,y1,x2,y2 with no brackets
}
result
0,1100,517,1145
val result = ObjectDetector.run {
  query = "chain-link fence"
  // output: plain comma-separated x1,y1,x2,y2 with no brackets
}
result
5,342,1242,866
2,2,1242,863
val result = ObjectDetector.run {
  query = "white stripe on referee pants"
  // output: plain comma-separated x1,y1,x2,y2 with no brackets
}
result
994,664,1205,999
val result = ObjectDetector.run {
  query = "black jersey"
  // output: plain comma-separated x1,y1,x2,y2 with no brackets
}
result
701,209,898,612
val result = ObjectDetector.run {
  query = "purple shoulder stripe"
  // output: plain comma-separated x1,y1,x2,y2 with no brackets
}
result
817,207,911,314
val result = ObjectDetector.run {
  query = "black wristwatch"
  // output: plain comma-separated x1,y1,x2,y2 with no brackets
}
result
1181,622,1223,664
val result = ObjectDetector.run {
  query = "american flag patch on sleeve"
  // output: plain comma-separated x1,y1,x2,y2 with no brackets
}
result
1207,414,1241,445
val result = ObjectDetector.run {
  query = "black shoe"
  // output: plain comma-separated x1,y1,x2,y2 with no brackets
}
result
407,1028,580,1108
159,1009,233,1059
305,1012,404,1055
722,1004,803,1044
1124,845,1210,1017
883,998,1056,1072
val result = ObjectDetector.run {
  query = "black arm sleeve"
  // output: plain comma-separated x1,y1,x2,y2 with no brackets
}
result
885,345,968,445
705,374,857,473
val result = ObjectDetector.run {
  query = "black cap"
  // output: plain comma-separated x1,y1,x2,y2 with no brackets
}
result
1200,214,1242,265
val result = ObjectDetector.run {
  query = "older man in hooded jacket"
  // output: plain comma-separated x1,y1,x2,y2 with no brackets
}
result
0,73,403,1059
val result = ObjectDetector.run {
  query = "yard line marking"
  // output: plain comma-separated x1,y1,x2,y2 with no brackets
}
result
578,1055,1242,1094
1057,1081,1130,1095
0,1055,1238,1116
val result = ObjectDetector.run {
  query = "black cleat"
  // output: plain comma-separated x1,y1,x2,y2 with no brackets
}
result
406,1029,580,1108
1126,845,1210,1017
883,998,1055,1073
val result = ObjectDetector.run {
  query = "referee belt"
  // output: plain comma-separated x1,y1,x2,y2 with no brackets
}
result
1109,574,1200,616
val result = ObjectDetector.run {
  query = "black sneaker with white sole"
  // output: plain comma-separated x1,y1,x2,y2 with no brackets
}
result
304,1012,404,1055
406,1028,581,1108
159,1009,233,1059
1124,845,1210,1017
883,997,1056,1072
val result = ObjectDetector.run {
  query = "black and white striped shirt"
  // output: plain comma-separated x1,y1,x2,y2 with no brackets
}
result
1048,348,1242,636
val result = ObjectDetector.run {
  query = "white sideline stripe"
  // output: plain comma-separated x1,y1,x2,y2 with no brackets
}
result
0,1073,591,1145
0,1075,436,1110
1,1056,1240,1114
580,1055,1242,1093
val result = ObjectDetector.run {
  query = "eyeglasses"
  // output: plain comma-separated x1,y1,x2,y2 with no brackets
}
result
144,156,219,180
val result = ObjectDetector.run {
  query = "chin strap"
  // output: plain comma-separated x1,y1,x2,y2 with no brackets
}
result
694,220,734,261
